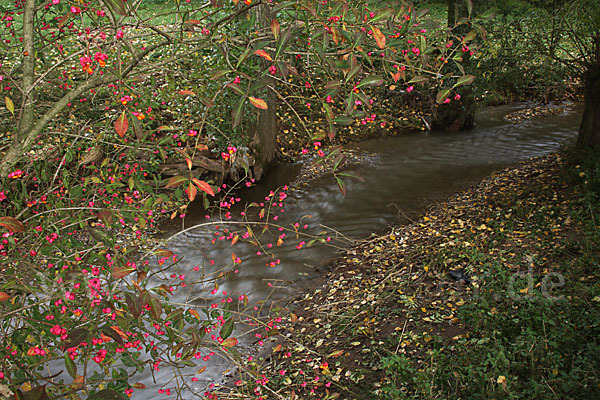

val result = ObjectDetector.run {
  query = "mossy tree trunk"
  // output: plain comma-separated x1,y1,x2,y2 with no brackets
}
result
577,34,600,149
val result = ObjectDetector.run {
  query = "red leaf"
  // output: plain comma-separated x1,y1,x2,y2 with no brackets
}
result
248,96,268,109
254,49,273,61
113,265,135,279
96,210,113,226
154,249,174,257
165,175,187,189
178,90,196,96
115,110,128,138
221,337,238,347
189,309,201,320
184,20,201,25
371,25,386,49
0,216,25,232
192,178,215,196
271,19,280,39
187,182,197,202
0,292,10,302
186,158,193,170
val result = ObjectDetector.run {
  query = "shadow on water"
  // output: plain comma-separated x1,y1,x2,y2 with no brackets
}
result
136,102,583,397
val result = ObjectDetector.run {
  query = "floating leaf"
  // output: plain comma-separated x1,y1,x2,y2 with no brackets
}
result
248,96,268,109
0,216,25,233
254,49,273,61
114,110,128,138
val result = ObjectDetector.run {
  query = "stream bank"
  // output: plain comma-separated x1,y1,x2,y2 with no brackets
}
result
221,151,600,399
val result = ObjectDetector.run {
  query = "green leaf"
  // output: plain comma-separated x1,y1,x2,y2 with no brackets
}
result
436,89,451,104
64,355,77,379
63,328,90,350
232,98,244,128
335,176,347,197
464,30,477,42
454,74,476,87
225,83,244,96
333,115,353,125
125,293,141,319
102,326,125,346
408,75,428,84
235,48,252,69
356,75,383,88
274,27,292,61
148,296,163,320
220,317,234,340
210,69,231,80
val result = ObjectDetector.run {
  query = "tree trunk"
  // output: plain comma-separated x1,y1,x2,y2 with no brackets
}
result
1,0,36,176
577,35,600,149
252,3,280,169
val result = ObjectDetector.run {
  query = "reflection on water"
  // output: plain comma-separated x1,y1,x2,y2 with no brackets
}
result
137,103,582,397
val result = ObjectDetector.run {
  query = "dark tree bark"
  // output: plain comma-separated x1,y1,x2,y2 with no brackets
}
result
577,34,600,149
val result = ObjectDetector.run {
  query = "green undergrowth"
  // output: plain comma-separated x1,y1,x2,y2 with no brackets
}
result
224,149,600,399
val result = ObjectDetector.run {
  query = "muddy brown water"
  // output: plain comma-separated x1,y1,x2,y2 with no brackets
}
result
135,102,582,397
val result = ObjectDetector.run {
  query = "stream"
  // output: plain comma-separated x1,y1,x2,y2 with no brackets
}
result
137,102,583,397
